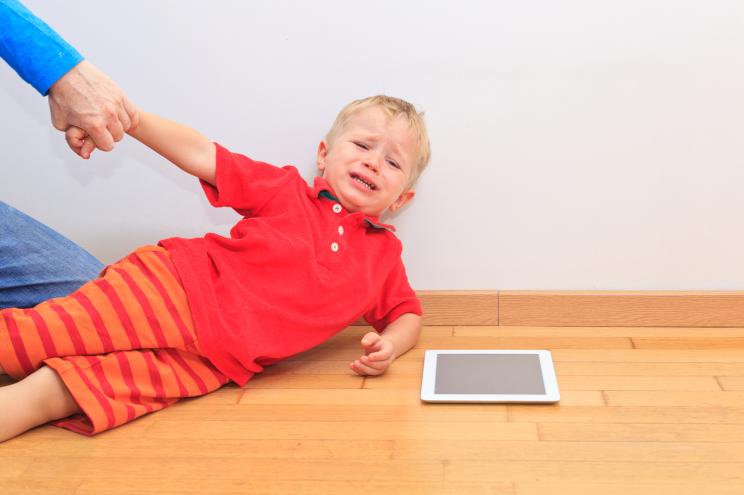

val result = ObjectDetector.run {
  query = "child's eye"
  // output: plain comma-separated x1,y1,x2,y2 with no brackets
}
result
353,141,369,150
387,159,400,169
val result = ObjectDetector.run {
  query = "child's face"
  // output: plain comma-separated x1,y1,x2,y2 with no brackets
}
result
317,106,417,217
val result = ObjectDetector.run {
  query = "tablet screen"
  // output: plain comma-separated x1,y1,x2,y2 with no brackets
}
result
434,353,546,395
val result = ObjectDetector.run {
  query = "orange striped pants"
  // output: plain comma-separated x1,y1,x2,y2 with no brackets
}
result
0,246,229,435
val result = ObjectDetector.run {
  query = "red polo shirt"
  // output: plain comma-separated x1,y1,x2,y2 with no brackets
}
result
159,143,422,385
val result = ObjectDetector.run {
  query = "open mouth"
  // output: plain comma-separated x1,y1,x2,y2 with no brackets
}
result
350,173,376,190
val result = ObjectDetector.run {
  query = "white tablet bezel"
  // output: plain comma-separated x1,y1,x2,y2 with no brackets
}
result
420,350,560,403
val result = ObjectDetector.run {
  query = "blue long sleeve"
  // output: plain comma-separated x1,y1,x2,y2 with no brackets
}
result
0,0,83,95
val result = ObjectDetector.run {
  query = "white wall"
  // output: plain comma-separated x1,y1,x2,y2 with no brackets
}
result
2,0,744,290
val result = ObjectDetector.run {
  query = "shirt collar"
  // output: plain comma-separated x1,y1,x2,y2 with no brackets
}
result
310,176,397,233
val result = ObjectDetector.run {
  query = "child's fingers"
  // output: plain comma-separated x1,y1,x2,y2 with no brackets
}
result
360,332,381,350
64,126,94,159
366,348,392,362
65,125,86,143
64,126,86,155
349,359,383,376
80,137,96,159
359,354,390,371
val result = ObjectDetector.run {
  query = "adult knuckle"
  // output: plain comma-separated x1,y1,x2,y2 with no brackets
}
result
87,120,106,133
104,106,118,121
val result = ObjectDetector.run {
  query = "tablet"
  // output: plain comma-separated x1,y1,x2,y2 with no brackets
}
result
420,350,560,403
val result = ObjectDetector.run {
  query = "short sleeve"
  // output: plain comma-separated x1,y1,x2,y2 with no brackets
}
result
363,258,423,332
200,143,295,217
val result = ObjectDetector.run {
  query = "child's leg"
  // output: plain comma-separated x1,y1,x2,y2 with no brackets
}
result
0,245,229,437
0,245,196,380
44,348,228,435
0,366,79,442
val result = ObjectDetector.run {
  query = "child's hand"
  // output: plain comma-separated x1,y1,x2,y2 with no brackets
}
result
350,332,395,376
65,126,96,159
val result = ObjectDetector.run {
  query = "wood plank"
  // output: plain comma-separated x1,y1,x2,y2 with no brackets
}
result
348,292,744,328
82,404,513,424
556,376,721,391
0,437,396,460
352,291,499,326
415,335,633,350
239,388,423,406
605,390,744,407
391,439,744,462
0,480,80,495
515,482,744,495
444,459,744,483
116,401,510,422
77,479,515,495
555,361,744,376
633,337,744,349
455,326,744,337
418,291,498,325
719,376,744,391
539,423,744,442
499,291,744,327
550,349,744,362
22,457,445,482
144,420,538,441
240,388,600,407
509,405,744,424
0,456,35,477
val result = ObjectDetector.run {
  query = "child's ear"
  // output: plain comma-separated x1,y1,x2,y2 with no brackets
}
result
316,140,329,172
388,188,416,213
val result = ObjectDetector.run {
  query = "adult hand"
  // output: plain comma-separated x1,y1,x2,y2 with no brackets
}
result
48,60,139,154
349,332,395,376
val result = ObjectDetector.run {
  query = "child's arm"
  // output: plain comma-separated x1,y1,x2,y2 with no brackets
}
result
65,110,217,185
127,111,217,185
350,313,422,376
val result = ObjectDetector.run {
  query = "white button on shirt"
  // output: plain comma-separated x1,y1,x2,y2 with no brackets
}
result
332,204,342,213
338,226,344,236
330,242,339,252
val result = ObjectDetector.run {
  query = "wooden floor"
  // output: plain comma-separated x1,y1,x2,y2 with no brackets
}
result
2,324,744,494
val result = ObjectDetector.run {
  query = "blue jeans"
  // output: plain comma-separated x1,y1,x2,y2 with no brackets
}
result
0,201,103,309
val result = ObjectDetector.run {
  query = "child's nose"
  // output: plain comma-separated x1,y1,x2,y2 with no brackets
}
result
363,154,382,173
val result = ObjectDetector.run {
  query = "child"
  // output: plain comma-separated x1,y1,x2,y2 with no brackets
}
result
0,95,430,441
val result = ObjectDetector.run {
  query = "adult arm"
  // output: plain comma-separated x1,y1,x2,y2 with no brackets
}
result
0,0,82,95
0,0,138,150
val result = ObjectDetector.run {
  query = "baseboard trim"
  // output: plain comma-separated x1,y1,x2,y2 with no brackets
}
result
412,290,744,327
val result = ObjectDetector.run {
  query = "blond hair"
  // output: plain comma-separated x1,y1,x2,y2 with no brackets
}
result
325,95,431,185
